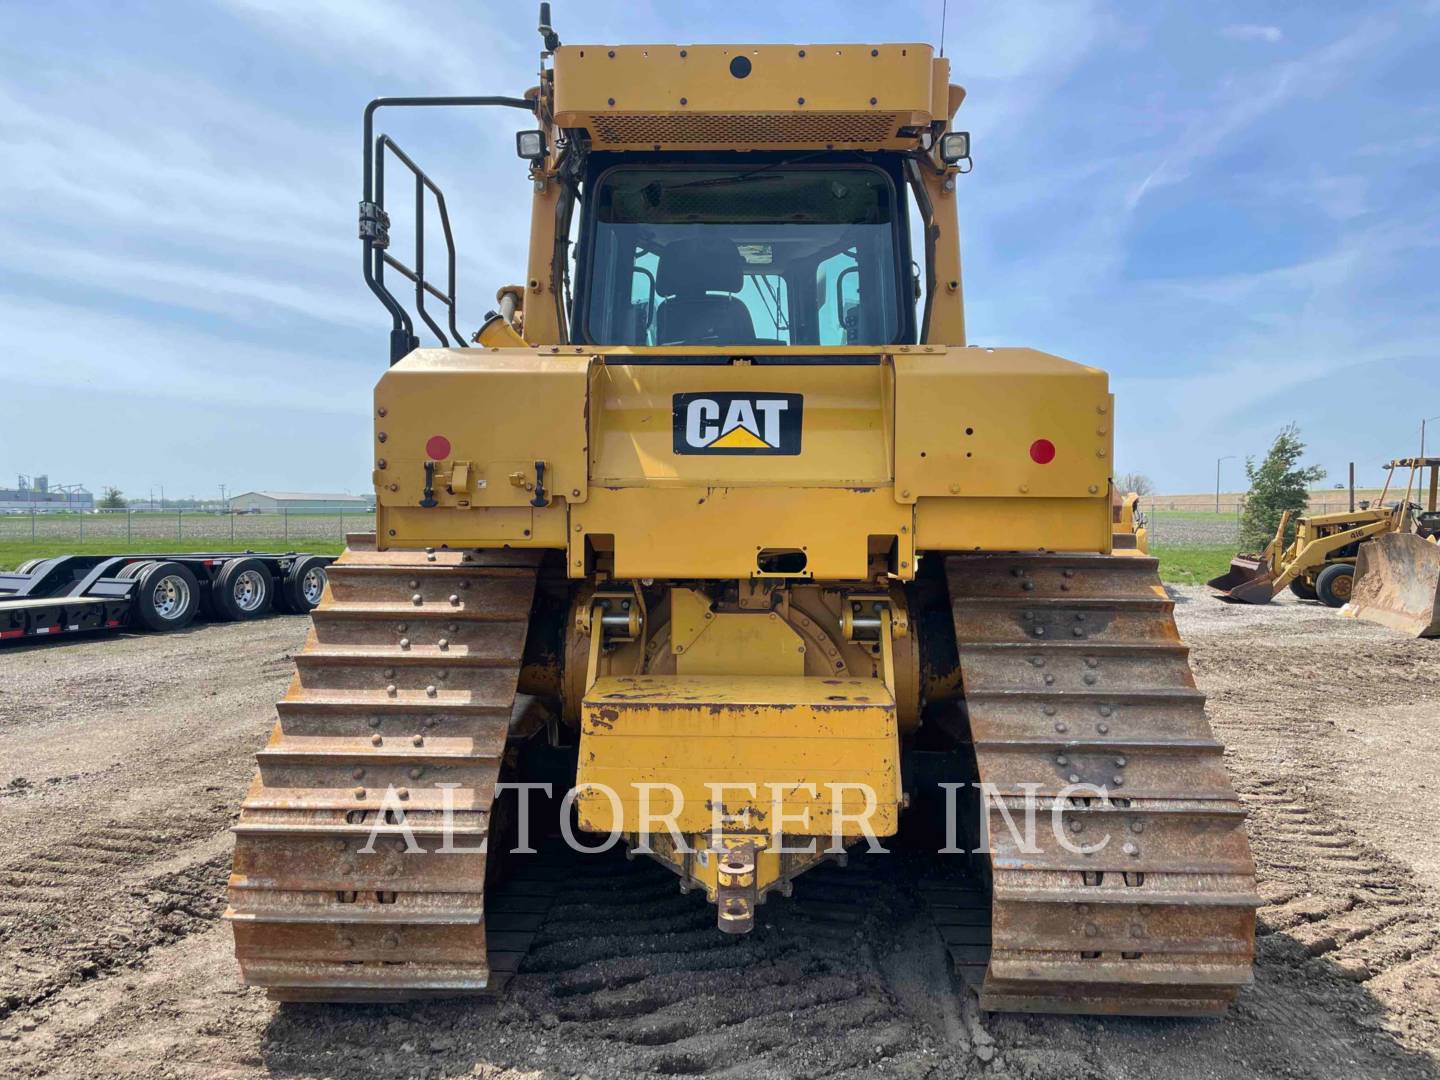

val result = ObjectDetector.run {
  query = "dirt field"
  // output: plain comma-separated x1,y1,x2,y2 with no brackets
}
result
2,590,1438,1079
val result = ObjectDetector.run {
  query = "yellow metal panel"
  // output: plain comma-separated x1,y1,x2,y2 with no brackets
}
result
374,348,590,511
572,486,913,580
553,44,935,150
894,348,1112,501
577,674,900,835
918,165,966,346
589,360,892,487
669,589,806,676
915,496,1112,554
375,505,572,549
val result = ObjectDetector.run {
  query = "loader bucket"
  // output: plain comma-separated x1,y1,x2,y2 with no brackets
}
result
1350,532,1440,638
1207,555,1278,604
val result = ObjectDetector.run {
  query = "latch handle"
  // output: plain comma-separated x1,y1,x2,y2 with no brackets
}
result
530,460,547,507
419,461,438,508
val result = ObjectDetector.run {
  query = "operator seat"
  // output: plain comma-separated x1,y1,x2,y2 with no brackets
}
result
655,238,756,345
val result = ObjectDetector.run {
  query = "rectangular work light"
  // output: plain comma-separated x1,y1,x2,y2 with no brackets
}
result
939,131,971,164
516,130,547,160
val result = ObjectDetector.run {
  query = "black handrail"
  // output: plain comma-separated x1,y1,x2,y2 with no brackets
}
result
361,96,535,365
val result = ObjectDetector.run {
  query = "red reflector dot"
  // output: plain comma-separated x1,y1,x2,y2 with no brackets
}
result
426,435,452,460
1029,439,1056,464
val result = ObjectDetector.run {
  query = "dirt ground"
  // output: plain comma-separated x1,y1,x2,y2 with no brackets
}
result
1,588,1438,1080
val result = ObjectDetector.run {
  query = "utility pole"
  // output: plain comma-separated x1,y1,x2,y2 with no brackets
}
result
1349,462,1355,513
1423,415,1440,460
1216,455,1235,514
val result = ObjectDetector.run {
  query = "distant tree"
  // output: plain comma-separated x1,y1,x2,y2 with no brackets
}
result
99,486,126,509
1116,472,1155,496
1239,424,1326,550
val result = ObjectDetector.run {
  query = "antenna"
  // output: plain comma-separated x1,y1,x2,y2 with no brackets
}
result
538,2,561,52
939,0,949,58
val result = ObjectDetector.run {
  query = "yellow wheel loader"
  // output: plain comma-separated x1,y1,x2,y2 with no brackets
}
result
226,8,1257,1015
1351,458,1440,637
1210,457,1440,618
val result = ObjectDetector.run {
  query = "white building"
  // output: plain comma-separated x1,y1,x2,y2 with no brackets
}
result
228,491,371,513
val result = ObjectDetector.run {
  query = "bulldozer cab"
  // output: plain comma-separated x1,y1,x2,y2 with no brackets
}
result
359,23,971,363
573,159,914,349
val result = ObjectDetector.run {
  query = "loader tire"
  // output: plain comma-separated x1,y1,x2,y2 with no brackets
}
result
225,536,545,1001
1315,563,1354,608
213,558,274,621
945,553,1258,1017
1288,577,1318,601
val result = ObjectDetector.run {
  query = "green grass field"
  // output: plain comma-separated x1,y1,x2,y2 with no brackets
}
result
1146,509,1238,520
1151,544,1234,585
0,538,345,571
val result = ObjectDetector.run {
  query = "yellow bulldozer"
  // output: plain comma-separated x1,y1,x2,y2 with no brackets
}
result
226,9,1258,1016
1209,457,1440,633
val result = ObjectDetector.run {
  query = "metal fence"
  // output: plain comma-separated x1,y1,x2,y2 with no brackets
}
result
1145,498,1384,516
0,508,371,546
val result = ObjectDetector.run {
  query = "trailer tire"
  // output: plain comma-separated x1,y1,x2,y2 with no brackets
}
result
279,556,329,614
213,558,275,621
1288,577,1318,601
125,560,201,632
1315,562,1355,608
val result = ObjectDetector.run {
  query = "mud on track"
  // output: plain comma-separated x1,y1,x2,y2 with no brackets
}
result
1,589,1438,1079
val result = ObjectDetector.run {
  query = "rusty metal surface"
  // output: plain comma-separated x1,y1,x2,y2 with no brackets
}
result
1206,555,1278,604
225,536,539,1000
1351,532,1440,638
946,554,1259,1017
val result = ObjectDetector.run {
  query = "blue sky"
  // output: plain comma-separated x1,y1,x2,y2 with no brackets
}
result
1,0,1437,500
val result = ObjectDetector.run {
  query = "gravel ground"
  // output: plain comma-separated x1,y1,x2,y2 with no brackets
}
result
1,589,1438,1079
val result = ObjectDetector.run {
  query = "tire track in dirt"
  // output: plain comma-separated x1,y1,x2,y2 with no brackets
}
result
1190,612,1440,1073
493,852,962,1078
0,805,233,1022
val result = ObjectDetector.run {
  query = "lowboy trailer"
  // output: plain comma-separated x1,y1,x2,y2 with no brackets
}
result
0,552,333,641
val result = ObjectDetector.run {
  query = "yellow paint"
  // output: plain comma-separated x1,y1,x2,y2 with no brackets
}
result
552,45,943,151
576,674,901,836
573,486,913,580
588,358,892,487
669,588,806,676
710,426,770,450
893,349,1111,501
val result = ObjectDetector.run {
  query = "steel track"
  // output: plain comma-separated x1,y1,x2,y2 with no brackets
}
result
944,553,1259,1016
226,535,545,1001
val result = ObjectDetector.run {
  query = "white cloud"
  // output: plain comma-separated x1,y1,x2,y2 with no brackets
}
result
1127,19,1394,210
1221,24,1284,43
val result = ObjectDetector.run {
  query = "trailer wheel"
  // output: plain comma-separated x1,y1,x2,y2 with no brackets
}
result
1315,562,1355,608
278,555,329,614
1288,577,1318,601
125,560,200,632
213,558,275,621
